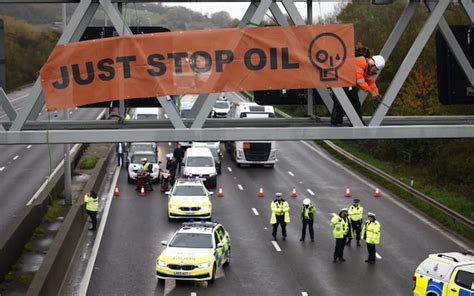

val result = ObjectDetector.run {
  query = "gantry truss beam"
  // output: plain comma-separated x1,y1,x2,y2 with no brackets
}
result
0,0,473,144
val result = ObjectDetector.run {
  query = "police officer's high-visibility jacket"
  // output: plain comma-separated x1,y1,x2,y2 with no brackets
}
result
355,56,379,95
143,162,153,173
330,215,347,239
361,220,381,244
125,114,131,120
84,193,99,212
301,204,315,220
270,200,290,224
348,204,364,222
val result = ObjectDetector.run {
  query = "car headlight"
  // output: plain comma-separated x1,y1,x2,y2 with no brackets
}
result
197,261,212,269
209,172,217,177
237,149,244,159
169,204,179,210
157,259,167,267
201,205,210,211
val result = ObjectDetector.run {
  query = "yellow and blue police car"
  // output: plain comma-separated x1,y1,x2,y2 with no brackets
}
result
166,178,213,220
413,251,473,296
156,221,231,284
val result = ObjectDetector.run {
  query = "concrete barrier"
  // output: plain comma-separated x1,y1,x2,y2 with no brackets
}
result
0,144,86,282
26,145,113,296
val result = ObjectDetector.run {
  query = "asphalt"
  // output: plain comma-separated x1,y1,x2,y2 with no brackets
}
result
86,138,468,296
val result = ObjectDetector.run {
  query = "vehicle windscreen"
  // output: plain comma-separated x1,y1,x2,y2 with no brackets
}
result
136,114,157,120
131,154,157,163
169,233,213,248
173,185,207,196
130,144,154,153
214,101,229,109
186,156,214,167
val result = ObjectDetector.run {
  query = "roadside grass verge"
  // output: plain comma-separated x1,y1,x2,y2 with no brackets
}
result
79,156,97,170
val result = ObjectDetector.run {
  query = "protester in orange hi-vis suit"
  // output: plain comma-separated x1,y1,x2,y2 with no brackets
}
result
331,54,385,126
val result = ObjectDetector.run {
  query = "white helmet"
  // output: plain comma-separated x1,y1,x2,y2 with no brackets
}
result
303,198,311,205
372,55,385,70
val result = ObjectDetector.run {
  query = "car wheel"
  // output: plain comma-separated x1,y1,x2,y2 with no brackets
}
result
224,248,231,267
127,174,133,183
157,278,165,285
209,263,216,284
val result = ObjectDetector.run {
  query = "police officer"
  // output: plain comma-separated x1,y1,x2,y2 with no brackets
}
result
84,191,99,231
342,207,354,246
300,198,315,242
138,158,154,191
270,193,290,240
331,208,348,262
173,144,185,173
348,198,363,246
361,212,381,264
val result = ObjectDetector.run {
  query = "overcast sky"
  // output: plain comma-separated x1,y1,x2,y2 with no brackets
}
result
163,1,347,20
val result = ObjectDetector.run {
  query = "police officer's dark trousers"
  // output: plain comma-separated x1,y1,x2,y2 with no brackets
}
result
86,210,98,230
334,238,346,261
367,243,376,263
350,220,362,244
301,218,314,241
330,87,363,125
272,215,286,238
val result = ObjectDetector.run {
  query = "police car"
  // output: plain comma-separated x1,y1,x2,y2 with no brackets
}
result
413,251,474,296
156,221,231,283
166,178,213,220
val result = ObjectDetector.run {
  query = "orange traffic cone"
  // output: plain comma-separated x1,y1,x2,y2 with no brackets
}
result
345,187,351,198
114,186,120,197
291,187,298,198
258,187,265,198
140,185,145,197
374,188,381,198
217,187,224,198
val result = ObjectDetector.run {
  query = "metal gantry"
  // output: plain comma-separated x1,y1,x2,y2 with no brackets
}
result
0,0,473,144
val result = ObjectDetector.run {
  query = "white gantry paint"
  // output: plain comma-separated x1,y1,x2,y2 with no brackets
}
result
0,167,5,172
252,208,259,216
307,189,315,196
288,171,294,177
227,167,232,172
376,252,382,259
302,293,309,296
271,241,282,252
12,155,19,160
26,145,32,149
237,184,244,191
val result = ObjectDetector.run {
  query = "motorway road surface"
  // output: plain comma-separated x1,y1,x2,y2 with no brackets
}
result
84,139,469,296
0,88,104,236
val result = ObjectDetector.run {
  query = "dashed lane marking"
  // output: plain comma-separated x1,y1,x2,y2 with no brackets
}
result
302,293,309,296
307,189,315,196
26,145,32,149
376,252,382,259
168,142,172,146
227,167,232,172
191,293,197,296
0,167,5,172
13,155,19,160
271,241,282,252
237,184,243,191
288,171,294,176
252,208,259,216
11,93,29,102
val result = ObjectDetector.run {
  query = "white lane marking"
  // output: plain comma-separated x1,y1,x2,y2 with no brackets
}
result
168,142,172,146
69,111,73,114
252,208,259,216
11,93,29,102
237,184,243,191
301,140,471,250
26,144,81,206
288,171,294,177
26,145,32,149
0,107,21,119
271,241,282,252
227,167,232,172
0,167,5,172
191,293,197,296
307,189,315,196
80,168,120,295
376,252,382,259
12,155,19,160
302,293,309,296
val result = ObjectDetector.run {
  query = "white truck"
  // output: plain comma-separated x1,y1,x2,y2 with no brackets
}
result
225,102,276,167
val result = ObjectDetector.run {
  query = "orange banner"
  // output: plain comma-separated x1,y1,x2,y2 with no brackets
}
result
40,24,355,110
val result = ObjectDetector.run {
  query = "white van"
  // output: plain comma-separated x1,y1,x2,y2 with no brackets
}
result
133,107,160,120
182,147,217,188
225,102,277,167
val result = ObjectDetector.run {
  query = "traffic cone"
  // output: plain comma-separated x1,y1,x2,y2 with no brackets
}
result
217,187,224,198
258,187,265,198
140,185,145,197
374,188,381,198
345,187,351,198
114,186,120,197
291,187,297,198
